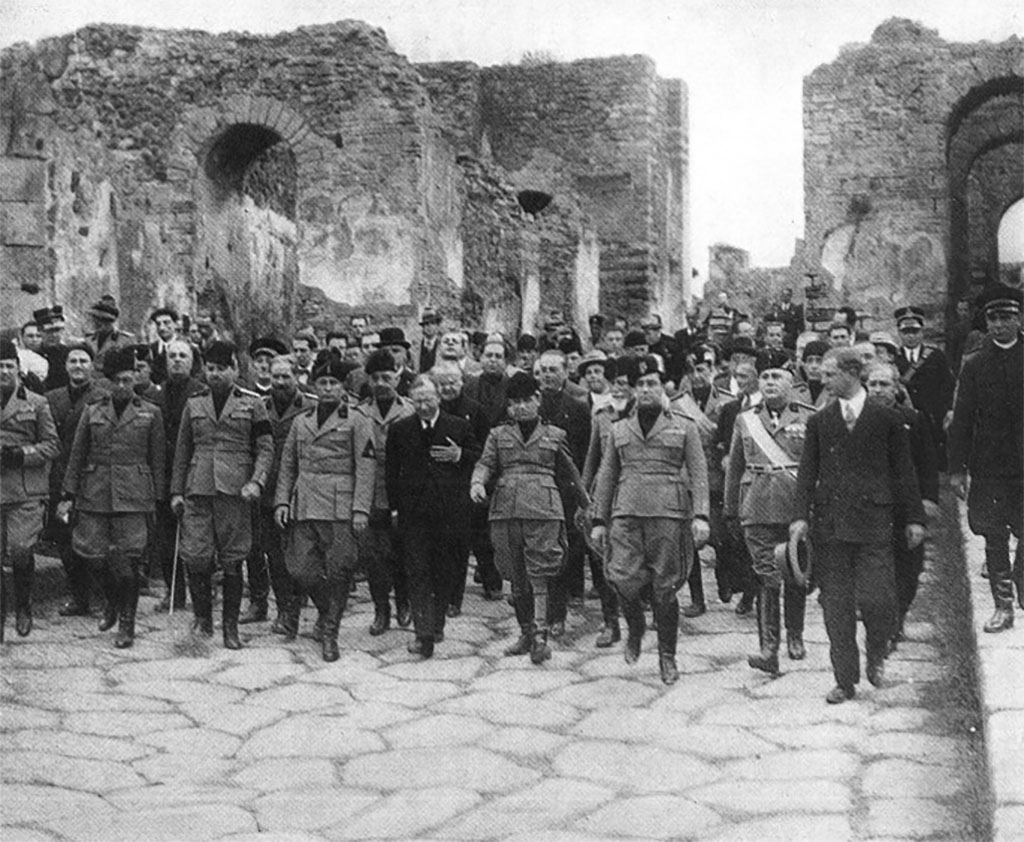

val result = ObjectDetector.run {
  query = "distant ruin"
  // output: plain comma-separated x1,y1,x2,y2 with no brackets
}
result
1,22,689,342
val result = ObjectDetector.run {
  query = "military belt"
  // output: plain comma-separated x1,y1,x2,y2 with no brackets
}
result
746,464,797,475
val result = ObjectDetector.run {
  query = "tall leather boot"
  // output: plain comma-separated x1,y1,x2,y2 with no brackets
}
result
222,574,243,650
321,579,348,663
276,593,302,641
504,593,534,656
114,564,140,649
621,595,646,664
784,583,806,660
189,570,214,636
654,596,680,684
748,587,780,674
984,579,1015,633
58,550,91,616
98,565,119,632
12,554,34,637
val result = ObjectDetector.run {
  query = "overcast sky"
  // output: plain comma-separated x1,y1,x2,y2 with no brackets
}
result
3,0,1021,282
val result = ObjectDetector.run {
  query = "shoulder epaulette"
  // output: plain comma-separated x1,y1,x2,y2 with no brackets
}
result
234,386,261,398
190,386,211,397
669,407,694,421
790,401,816,412
86,391,108,404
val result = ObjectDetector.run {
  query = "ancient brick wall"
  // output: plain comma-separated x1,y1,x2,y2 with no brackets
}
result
803,18,1022,333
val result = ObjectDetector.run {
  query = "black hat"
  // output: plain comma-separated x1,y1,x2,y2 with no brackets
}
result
802,340,829,361
557,334,582,355
378,327,411,349
516,334,538,352
775,534,812,589
364,349,397,376
312,354,358,383
588,313,606,328
978,284,1023,316
132,343,152,363
103,346,138,378
543,310,566,329
623,330,647,349
149,306,179,323
614,355,641,386
65,341,94,361
0,338,18,361
43,304,66,329
636,354,665,381
87,295,120,322
756,349,790,374
641,314,664,330
419,307,442,326
204,340,238,368
893,305,926,329
507,371,540,401
32,306,53,325
723,337,758,360
692,344,717,366
249,337,288,358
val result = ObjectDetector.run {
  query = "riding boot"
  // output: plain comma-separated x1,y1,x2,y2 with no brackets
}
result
984,579,1015,633
58,551,92,616
98,565,119,632
189,569,214,636
684,555,706,616
12,554,35,637
748,587,780,674
620,595,646,664
654,596,680,685
222,574,243,650
504,593,534,656
321,578,348,663
276,593,302,641
784,583,807,660
114,564,140,649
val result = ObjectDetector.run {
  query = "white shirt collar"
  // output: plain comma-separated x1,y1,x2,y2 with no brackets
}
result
839,388,866,419
421,410,441,429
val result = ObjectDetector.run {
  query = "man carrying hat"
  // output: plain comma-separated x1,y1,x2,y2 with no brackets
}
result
417,307,443,373
1,339,60,639
724,362,817,674
894,305,955,470
170,341,274,649
591,355,710,684
949,285,1024,631
58,347,165,648
85,295,135,371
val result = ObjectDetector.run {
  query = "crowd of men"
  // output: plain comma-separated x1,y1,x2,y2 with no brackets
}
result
2,285,1021,701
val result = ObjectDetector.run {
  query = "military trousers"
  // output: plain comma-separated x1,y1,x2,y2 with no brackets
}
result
180,494,251,576
490,519,566,597
1,500,45,565
606,516,692,602
73,511,149,559
286,519,358,595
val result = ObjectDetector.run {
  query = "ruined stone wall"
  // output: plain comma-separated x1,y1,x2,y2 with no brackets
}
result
803,18,1022,333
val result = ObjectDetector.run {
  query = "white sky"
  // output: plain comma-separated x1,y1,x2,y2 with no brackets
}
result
3,0,1021,283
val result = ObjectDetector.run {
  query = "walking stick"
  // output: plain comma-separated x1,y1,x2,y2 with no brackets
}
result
169,521,181,617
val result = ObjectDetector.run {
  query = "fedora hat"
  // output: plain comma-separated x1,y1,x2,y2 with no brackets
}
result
775,534,813,590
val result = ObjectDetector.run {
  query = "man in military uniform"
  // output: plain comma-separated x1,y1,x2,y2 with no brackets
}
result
591,356,710,685
724,364,815,674
170,341,274,649
84,295,135,371
471,372,589,664
949,285,1024,632
46,343,107,616
275,355,374,661
353,350,414,636
894,305,955,470
57,347,165,648
1,339,59,638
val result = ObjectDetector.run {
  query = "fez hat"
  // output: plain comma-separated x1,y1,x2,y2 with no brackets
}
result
132,343,152,363
419,307,442,326
893,305,926,329
249,336,288,358
507,371,540,401
204,341,237,368
636,354,665,381
577,350,613,379
978,284,1023,316
32,307,53,326
379,327,411,349
312,353,358,383
723,336,758,360
801,340,829,361
623,329,647,349
87,295,120,321
756,349,790,374
516,334,538,352
363,349,397,376
775,534,812,590
0,338,18,361
103,346,138,378
588,313,606,328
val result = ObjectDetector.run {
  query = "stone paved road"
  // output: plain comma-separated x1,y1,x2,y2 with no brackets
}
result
2,524,986,841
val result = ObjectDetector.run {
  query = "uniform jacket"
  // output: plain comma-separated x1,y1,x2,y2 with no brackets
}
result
724,401,814,525
472,422,587,522
274,402,375,521
593,408,709,523
1,385,60,504
150,376,205,495
353,396,415,511
385,410,480,525
62,394,166,513
672,389,722,493
46,380,110,498
261,390,316,508
582,401,634,490
171,386,274,497
947,335,1023,481
898,344,955,424
85,328,135,371
794,399,925,544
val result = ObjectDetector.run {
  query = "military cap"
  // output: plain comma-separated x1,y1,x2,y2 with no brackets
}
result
801,340,829,361
722,336,758,360
507,371,540,401
103,346,138,378
756,349,790,374
0,338,18,360
87,295,120,321
32,306,54,325
614,355,641,386
312,353,358,383
623,329,647,349
516,334,538,352
419,306,442,326
364,348,397,376
249,336,288,358
204,340,238,368
636,354,665,381
42,305,66,330
543,310,566,329
978,284,1023,316
893,305,926,329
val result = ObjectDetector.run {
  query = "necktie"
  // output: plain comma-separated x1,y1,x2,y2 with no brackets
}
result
769,412,780,432
843,403,857,431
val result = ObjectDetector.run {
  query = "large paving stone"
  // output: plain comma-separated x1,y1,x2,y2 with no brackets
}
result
178,702,286,736
0,705,61,730
3,728,154,761
544,677,660,709
862,731,961,763
45,803,258,841
650,683,745,715
552,741,720,793
1,643,98,669
471,668,580,696
232,757,339,790
383,713,495,748
747,670,835,699
249,683,354,712
444,779,614,840
0,783,116,824
2,750,147,792
210,662,309,690
104,783,259,809
720,748,858,781
253,787,379,830
478,726,570,758
706,814,854,840
690,778,851,814
140,727,242,757
342,747,540,792
867,706,932,732
984,650,1024,710
34,691,177,713
10,666,107,696
107,656,218,683
865,797,964,838
862,758,966,798
381,656,485,682
115,678,246,705
577,650,713,678
133,753,236,785
440,690,580,728
238,714,385,759
347,677,463,708
329,787,481,839
757,723,861,750
577,795,722,838
63,710,193,737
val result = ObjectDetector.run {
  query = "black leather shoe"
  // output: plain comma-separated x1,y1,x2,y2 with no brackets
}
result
594,624,621,648
826,684,855,704
530,629,551,664
58,601,90,617
624,633,643,664
407,638,434,659
368,610,390,636
482,587,503,601
682,602,706,618
504,631,531,656
98,603,118,632
191,616,213,637
15,608,32,637
786,632,806,660
866,653,886,688
735,593,755,616
322,637,340,663
396,603,412,628
659,653,679,685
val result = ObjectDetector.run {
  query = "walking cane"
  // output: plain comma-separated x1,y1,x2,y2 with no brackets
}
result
169,521,181,617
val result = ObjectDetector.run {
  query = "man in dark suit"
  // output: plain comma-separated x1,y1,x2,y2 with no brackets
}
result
894,306,955,470
416,307,443,373
464,339,512,429
386,376,480,658
148,307,179,385
792,347,925,704
766,288,804,350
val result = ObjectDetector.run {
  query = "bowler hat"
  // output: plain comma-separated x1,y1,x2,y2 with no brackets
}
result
378,327,411,349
